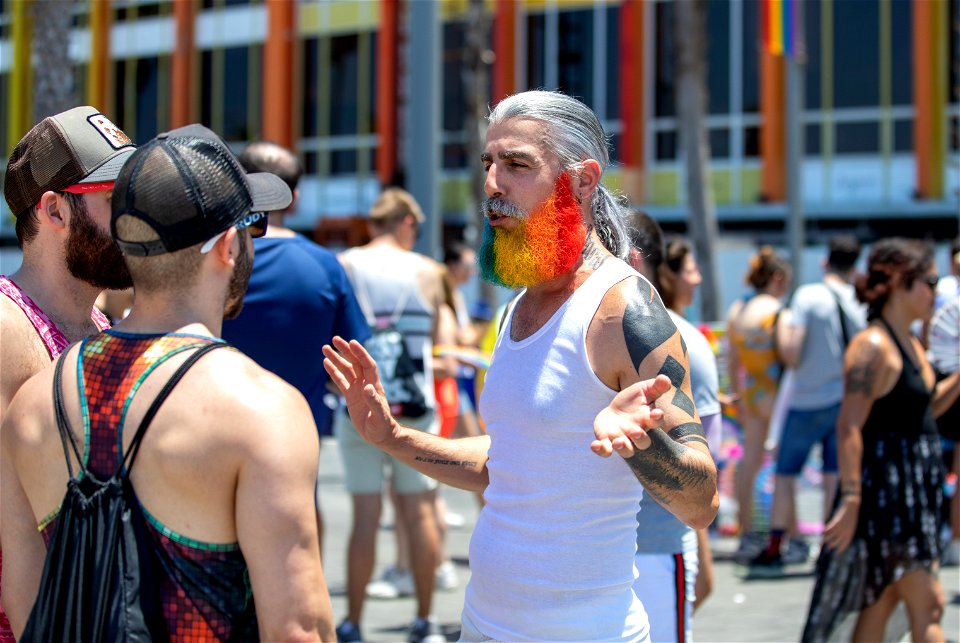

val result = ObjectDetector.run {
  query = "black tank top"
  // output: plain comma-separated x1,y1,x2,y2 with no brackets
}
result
862,318,938,441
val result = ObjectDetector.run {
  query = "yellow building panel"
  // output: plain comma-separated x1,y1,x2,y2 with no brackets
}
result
299,1,378,36
740,167,762,203
602,168,624,196
710,169,731,205
650,170,679,206
441,177,471,213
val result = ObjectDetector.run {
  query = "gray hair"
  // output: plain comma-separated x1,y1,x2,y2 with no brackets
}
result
488,90,631,260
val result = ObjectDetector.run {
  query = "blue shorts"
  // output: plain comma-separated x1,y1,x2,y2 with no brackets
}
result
775,403,840,476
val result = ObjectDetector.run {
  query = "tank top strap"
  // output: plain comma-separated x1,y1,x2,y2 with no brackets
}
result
0,275,71,358
568,258,639,321
877,317,919,373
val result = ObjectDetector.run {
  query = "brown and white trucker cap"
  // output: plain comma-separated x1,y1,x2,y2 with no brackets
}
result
4,106,135,215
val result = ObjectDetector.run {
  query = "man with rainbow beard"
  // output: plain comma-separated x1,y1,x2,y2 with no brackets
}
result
323,90,718,642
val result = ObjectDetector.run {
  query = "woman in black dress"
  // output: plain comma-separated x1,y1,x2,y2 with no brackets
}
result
803,238,960,642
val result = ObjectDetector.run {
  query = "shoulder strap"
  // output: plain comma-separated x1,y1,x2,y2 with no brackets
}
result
121,342,227,475
344,256,415,328
53,345,83,479
826,286,852,347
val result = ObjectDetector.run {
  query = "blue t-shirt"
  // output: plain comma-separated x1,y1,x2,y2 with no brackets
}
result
222,235,371,435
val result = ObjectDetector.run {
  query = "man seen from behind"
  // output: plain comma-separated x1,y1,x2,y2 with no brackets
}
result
1,125,334,641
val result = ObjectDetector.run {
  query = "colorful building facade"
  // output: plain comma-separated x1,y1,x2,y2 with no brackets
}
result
1,0,958,250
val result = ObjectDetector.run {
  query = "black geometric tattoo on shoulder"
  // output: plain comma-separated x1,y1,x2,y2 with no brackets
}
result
659,356,695,416
680,334,688,358
846,342,880,396
581,225,606,270
623,280,677,373
667,422,708,447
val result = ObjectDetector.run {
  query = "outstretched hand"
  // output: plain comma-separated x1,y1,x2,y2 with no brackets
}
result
322,336,397,446
592,374,671,459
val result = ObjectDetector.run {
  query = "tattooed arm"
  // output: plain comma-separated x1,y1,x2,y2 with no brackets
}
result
822,327,896,553
588,276,719,530
323,337,491,492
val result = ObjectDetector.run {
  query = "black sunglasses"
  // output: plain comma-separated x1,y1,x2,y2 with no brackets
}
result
236,211,268,238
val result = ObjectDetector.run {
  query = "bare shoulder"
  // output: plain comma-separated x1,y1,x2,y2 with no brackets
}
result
177,348,317,454
844,327,897,399
0,296,53,415
588,275,681,389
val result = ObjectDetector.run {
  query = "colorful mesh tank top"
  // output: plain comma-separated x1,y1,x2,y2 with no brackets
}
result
39,331,258,642
0,275,111,643
0,275,110,358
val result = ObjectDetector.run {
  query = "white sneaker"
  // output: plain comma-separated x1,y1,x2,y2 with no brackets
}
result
366,565,414,599
435,560,459,591
444,511,466,529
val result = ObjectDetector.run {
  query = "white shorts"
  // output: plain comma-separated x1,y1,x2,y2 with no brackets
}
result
633,550,699,643
334,408,439,495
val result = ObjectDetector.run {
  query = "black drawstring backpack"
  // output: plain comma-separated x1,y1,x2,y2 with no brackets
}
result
21,342,224,643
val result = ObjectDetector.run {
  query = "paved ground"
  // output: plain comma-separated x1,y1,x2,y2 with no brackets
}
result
318,437,960,642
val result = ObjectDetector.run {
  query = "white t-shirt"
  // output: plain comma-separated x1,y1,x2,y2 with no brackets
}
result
786,281,866,410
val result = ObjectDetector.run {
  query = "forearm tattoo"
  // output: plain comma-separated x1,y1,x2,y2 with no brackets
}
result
581,226,606,270
625,430,713,507
415,456,478,468
667,422,709,447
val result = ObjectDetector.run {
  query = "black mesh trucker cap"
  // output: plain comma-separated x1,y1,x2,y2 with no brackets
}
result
111,124,291,257
4,106,135,215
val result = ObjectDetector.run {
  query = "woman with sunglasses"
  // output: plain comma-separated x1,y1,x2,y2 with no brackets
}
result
803,238,960,643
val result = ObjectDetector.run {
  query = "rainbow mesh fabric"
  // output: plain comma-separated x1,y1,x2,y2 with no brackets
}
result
41,331,258,642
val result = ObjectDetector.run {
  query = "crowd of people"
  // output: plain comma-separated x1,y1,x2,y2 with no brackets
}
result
0,91,957,643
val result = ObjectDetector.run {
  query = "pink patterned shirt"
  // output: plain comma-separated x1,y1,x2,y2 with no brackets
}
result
0,275,111,643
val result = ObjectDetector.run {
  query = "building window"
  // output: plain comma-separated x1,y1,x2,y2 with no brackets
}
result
299,30,376,179
330,34,359,137
527,13,546,90
442,20,467,134
557,9,593,106
834,0,880,108
742,0,760,113
113,56,166,144
654,0,675,118
835,121,880,154
804,0,821,111
200,45,260,143
707,1,730,114
894,120,913,152
605,5,620,122
890,0,912,106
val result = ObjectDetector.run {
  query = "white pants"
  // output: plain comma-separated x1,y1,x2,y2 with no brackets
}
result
633,551,699,643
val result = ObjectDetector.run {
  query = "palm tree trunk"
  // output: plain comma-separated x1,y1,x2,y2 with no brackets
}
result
30,0,77,120
462,0,497,308
674,0,721,321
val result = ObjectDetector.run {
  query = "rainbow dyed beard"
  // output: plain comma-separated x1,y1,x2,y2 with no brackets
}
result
478,173,587,288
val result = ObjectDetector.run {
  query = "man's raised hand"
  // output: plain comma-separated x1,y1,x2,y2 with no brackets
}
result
591,374,671,458
322,336,397,446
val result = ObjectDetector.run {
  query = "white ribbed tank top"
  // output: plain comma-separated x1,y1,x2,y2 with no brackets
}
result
465,258,650,642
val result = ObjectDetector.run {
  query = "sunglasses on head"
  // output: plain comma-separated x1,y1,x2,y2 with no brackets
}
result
199,212,268,254
920,274,939,290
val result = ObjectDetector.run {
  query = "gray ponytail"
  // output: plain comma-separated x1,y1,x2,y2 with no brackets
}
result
489,90,631,260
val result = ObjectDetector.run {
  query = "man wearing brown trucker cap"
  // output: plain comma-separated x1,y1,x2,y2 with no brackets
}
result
0,106,135,641
2,124,334,641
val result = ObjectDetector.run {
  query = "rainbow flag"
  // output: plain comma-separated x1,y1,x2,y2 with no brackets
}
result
761,0,802,58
